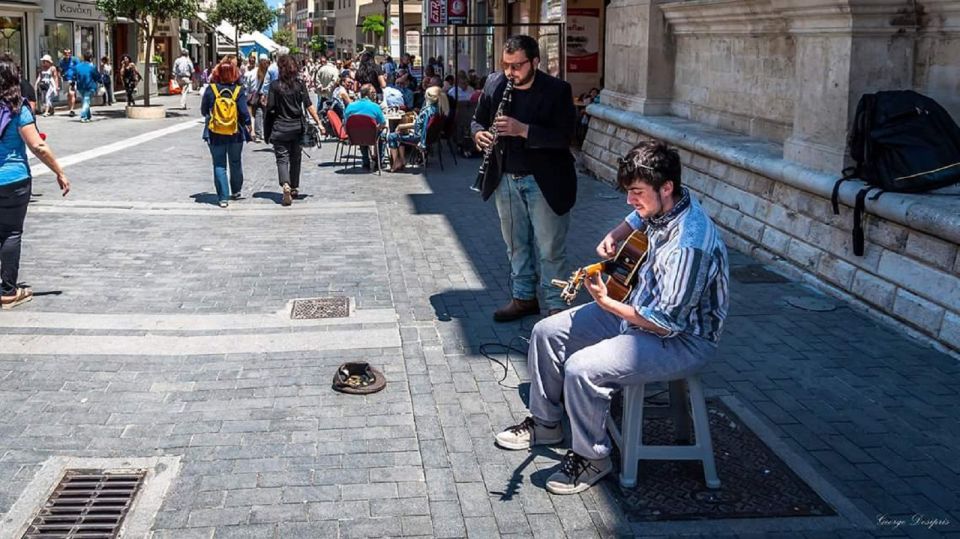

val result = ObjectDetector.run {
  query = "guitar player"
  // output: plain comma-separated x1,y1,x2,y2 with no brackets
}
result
492,140,731,495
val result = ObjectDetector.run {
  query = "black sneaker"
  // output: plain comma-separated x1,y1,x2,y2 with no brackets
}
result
494,417,563,450
68,111,75,117
545,450,612,495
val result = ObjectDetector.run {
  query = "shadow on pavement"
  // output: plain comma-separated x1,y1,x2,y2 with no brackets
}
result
252,191,283,204
189,192,219,205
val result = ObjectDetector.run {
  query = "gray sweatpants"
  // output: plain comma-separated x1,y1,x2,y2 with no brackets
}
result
528,302,717,460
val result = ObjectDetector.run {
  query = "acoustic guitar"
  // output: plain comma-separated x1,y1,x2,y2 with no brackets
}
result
551,230,649,304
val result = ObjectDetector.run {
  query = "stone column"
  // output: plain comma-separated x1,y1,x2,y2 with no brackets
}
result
600,0,674,114
777,0,917,173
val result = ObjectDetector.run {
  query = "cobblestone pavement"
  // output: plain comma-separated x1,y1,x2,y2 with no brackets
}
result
0,95,958,538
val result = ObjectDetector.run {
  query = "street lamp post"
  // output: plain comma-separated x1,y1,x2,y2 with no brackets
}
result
381,0,389,55
398,0,405,57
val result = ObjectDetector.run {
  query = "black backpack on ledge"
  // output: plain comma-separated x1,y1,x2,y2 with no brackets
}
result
832,90,960,255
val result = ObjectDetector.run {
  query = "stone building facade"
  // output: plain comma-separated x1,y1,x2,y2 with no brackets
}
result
582,0,960,352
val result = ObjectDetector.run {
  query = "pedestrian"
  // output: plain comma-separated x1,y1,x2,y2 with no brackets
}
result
493,141,729,495
471,35,578,320
99,56,113,106
264,54,323,207
242,54,269,142
0,54,70,310
386,85,446,172
354,51,386,94
201,58,252,208
34,55,59,116
58,48,78,116
173,49,194,110
313,55,339,111
74,53,101,123
343,83,386,170
120,55,141,106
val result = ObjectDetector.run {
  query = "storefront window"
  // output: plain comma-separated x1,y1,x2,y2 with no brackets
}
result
42,21,74,60
0,16,24,66
77,24,97,59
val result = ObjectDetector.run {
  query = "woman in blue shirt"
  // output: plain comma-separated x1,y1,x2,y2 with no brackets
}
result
201,57,252,208
0,54,70,309
386,86,447,172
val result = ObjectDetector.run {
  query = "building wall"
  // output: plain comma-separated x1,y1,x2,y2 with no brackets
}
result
582,0,960,352
671,35,794,142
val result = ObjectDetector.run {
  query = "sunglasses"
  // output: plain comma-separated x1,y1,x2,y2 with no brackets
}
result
617,157,655,174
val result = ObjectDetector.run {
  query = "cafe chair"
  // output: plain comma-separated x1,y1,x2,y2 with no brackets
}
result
326,110,350,165
400,115,446,171
343,115,382,175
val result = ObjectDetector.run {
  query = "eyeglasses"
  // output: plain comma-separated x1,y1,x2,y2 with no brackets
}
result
617,157,655,174
501,59,530,72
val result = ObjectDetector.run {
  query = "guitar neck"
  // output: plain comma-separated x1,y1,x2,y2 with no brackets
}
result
581,262,606,276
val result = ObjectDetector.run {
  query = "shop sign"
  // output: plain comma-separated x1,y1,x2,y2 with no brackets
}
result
54,0,104,21
426,0,447,27
446,0,467,25
566,8,599,73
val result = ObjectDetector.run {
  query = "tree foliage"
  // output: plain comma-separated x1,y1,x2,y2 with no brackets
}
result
361,15,385,51
272,28,295,48
308,35,327,58
96,0,198,106
208,0,275,53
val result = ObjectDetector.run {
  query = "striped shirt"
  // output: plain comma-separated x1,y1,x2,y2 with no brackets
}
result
623,188,729,342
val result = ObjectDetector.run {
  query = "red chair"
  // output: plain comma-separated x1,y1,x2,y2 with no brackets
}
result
326,109,350,164
400,114,446,171
343,115,383,175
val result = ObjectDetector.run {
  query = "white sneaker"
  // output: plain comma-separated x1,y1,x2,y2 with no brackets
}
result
494,417,563,450
545,450,612,495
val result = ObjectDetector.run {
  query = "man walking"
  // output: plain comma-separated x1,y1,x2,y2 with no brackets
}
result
74,53,101,123
58,49,79,117
471,35,578,321
343,83,386,171
173,50,194,110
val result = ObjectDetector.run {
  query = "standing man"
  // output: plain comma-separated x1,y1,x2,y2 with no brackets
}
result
343,83,386,171
471,35,578,321
492,141,730,495
314,55,339,110
173,50,194,110
58,49,79,117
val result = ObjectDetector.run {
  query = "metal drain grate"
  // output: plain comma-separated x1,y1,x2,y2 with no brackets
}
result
291,297,350,319
23,469,146,539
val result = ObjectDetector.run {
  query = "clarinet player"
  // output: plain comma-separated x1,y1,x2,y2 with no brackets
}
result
471,35,579,322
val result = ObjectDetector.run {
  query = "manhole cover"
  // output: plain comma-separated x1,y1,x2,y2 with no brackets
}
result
605,398,835,521
291,297,350,319
731,265,789,284
23,468,146,538
784,296,838,312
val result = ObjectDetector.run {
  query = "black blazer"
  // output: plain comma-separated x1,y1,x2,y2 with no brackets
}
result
470,71,578,215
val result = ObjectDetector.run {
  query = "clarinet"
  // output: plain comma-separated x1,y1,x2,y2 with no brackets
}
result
471,78,514,192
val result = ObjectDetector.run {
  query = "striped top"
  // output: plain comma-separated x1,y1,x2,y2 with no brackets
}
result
623,188,730,343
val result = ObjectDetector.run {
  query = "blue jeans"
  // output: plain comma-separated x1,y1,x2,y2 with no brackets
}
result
80,92,93,120
494,174,570,309
208,142,244,201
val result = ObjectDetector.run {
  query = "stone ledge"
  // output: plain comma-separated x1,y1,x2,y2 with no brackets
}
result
586,103,960,245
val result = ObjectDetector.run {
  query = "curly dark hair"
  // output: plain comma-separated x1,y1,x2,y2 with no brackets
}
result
616,140,682,192
0,54,22,111
276,54,300,92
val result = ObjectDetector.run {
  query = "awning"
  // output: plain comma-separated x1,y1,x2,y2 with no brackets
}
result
0,2,43,12
185,34,201,45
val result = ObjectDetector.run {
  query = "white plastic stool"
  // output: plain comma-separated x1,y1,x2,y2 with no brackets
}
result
606,374,721,489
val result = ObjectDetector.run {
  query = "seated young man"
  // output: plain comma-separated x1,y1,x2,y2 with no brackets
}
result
494,140,730,495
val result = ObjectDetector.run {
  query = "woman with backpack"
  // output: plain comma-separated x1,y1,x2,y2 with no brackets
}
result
201,58,252,208
264,54,323,207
